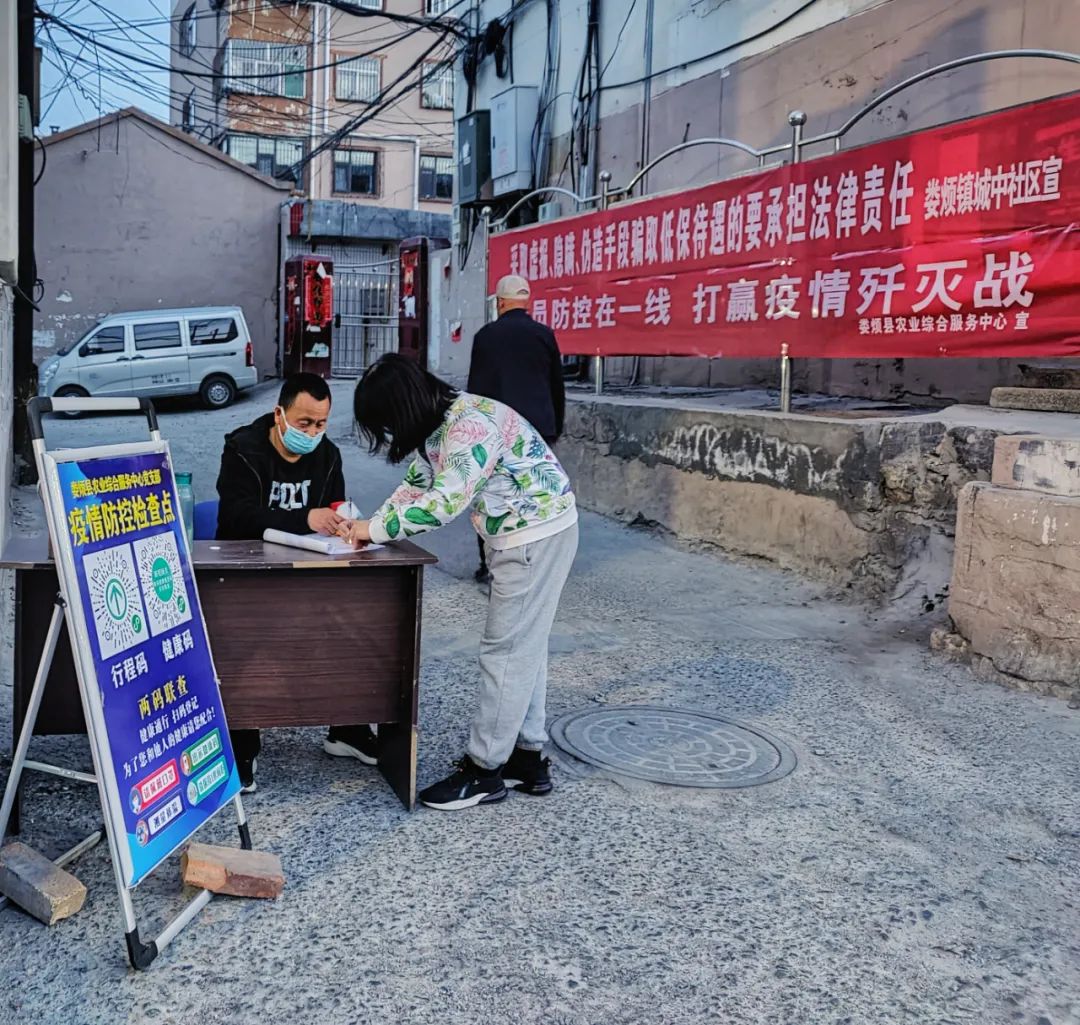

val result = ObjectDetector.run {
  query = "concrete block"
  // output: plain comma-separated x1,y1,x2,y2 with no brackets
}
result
992,435,1080,496
990,387,1080,413
1017,362,1080,391
949,482,1080,696
181,843,284,899
0,842,87,925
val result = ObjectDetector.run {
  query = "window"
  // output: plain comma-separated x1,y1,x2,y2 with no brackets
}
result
189,317,238,345
134,322,183,351
179,3,197,58
419,154,453,200
426,0,456,14
181,89,195,132
79,326,125,357
420,62,454,110
351,0,382,7
336,56,381,102
333,149,377,195
222,40,306,98
225,133,306,183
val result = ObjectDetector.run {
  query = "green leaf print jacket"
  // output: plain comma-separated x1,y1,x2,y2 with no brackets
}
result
368,394,577,550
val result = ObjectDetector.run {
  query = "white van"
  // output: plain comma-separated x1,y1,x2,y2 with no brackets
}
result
39,306,259,409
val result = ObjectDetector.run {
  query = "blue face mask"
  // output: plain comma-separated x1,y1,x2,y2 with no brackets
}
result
277,408,324,456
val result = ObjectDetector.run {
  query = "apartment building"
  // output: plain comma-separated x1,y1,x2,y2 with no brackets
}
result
169,0,456,375
169,0,456,214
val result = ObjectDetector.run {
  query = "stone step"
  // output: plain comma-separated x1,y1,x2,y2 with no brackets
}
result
990,387,1080,414
992,435,1080,497
0,842,87,925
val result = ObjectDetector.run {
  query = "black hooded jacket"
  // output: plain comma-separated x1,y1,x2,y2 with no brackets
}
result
215,412,345,540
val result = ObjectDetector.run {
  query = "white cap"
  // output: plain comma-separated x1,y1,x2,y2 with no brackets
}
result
495,274,531,299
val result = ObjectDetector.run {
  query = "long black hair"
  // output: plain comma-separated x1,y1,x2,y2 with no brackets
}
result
353,353,459,464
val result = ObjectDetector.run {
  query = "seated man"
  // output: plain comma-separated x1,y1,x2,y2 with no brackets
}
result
216,372,376,792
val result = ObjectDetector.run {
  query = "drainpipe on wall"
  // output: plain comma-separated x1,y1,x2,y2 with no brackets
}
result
309,3,320,197
630,0,654,387
589,0,601,197
412,138,420,211
323,3,330,140
640,0,654,194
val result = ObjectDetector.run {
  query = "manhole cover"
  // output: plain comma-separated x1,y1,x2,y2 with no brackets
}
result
550,705,797,788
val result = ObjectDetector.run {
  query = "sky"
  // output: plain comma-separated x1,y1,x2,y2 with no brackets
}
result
38,0,172,133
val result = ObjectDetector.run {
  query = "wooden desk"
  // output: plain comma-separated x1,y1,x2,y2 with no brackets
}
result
2,536,437,823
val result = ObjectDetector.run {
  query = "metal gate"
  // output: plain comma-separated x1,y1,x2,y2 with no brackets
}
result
332,262,397,376
285,239,398,377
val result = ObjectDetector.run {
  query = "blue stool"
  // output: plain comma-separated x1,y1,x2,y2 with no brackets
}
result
193,500,219,541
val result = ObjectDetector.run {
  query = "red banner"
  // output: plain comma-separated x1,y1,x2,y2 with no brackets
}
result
488,92,1080,359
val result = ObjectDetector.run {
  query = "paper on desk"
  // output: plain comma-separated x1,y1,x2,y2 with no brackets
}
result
262,529,383,555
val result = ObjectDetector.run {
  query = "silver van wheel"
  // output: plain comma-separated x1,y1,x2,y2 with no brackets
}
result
53,385,89,419
200,375,236,409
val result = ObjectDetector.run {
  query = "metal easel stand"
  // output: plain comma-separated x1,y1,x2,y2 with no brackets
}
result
0,395,253,970
0,597,105,912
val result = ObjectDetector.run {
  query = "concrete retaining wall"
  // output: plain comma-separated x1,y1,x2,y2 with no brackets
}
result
947,483,1080,701
560,396,1058,600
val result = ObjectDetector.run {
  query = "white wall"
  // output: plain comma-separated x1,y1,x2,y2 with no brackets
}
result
466,0,887,148
438,0,893,380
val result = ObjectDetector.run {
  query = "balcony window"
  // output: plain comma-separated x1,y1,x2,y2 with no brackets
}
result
333,149,378,195
419,154,453,200
226,133,306,183
222,40,306,98
336,56,381,102
420,62,453,110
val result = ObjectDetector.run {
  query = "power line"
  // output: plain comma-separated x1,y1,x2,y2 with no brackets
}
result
320,0,470,40
39,8,427,82
36,0,472,81
47,40,455,149
48,23,457,133
44,34,456,152
37,0,463,177
598,0,822,91
288,27,461,178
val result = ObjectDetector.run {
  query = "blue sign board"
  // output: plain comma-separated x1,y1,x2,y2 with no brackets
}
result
55,450,240,886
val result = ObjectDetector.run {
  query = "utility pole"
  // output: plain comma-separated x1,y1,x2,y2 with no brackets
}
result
14,0,37,483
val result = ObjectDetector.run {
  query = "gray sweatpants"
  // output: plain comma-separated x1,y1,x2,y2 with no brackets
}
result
467,522,579,770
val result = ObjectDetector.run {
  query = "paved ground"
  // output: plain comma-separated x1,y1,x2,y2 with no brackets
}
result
1,383,1078,1025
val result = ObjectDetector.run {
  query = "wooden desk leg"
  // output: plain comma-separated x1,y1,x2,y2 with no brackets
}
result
377,724,417,811
378,565,423,812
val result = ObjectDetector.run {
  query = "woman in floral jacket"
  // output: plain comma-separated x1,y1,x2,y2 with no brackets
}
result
342,354,579,810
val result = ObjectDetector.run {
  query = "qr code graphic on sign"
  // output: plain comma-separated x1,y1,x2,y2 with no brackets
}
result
132,531,193,637
83,543,148,660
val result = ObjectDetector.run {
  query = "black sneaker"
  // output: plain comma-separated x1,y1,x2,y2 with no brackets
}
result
239,757,257,795
419,756,507,811
500,747,553,796
324,725,378,765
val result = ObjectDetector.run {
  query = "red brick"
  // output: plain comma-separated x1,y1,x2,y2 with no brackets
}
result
181,843,284,899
